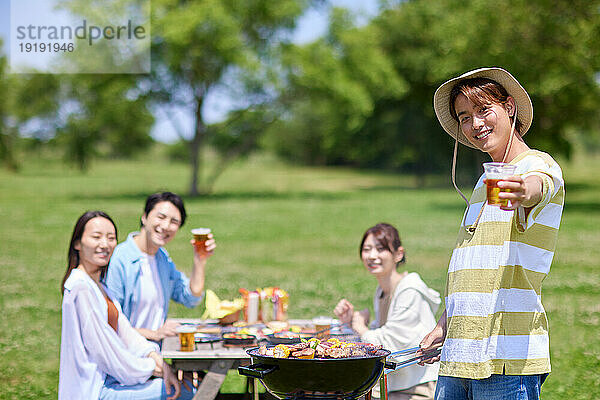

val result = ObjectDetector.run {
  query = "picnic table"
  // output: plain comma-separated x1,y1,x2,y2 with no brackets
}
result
161,318,316,400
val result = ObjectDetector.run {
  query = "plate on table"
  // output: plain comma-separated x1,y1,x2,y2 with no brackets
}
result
266,331,311,345
194,333,222,343
265,335,301,345
222,333,257,347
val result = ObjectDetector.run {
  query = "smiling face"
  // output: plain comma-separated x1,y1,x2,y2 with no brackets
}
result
360,234,404,278
140,201,182,252
74,217,117,271
454,93,516,161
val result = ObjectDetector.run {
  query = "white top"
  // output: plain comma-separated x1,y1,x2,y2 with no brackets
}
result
362,272,441,393
130,253,165,331
59,268,158,400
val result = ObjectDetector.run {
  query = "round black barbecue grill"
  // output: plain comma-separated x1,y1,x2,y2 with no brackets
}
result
238,345,395,399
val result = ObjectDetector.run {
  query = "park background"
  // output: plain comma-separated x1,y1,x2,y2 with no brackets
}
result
1,0,599,398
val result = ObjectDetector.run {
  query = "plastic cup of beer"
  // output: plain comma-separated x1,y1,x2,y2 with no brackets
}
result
191,228,211,256
176,325,196,352
483,162,517,207
313,316,334,339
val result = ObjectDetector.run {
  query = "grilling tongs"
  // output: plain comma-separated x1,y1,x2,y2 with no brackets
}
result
386,345,442,371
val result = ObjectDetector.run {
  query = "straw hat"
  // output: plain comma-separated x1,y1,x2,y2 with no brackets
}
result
433,67,533,148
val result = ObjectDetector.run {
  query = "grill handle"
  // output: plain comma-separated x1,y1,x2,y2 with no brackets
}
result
238,363,279,379
384,360,397,370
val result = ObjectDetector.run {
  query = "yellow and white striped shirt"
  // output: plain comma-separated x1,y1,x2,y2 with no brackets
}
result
440,150,564,379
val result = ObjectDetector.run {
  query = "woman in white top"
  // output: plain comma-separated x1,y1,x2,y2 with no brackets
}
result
334,223,441,400
59,211,193,400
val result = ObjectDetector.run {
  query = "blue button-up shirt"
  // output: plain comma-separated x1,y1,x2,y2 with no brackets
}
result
105,232,203,329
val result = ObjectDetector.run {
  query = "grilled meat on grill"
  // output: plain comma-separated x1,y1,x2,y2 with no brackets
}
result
255,338,384,360
325,347,353,358
288,342,310,351
291,347,316,359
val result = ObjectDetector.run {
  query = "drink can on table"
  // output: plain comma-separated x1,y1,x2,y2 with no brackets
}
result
246,292,259,324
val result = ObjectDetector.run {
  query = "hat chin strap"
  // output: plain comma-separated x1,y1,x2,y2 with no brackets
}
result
451,131,477,232
451,132,470,208
501,104,517,163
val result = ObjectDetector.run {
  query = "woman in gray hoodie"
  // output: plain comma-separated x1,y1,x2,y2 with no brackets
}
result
334,223,441,400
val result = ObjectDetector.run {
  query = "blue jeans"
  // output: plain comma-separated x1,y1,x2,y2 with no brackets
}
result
100,376,195,400
435,374,548,400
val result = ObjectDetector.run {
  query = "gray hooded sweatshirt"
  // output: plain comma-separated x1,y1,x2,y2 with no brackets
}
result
362,272,441,393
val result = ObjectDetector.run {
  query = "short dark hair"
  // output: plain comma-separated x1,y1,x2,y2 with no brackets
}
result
359,223,406,265
449,77,523,134
62,210,117,294
141,192,187,228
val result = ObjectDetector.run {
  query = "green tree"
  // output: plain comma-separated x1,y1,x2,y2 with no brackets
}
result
206,106,274,192
269,0,600,182
0,46,18,171
269,7,408,166
376,0,600,159
1,51,153,172
56,75,154,170
0,59,62,171
42,0,155,169
149,0,317,195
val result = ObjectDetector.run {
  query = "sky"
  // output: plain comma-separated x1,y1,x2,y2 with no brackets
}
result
0,0,379,142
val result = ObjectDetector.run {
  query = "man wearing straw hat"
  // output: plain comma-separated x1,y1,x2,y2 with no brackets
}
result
418,67,565,399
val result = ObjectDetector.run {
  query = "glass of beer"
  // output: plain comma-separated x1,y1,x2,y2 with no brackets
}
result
191,228,211,256
176,325,196,352
483,162,517,207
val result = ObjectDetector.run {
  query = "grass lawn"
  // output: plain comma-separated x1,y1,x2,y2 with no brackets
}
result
0,151,598,399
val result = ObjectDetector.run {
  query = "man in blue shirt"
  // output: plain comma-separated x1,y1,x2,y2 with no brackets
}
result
106,192,216,342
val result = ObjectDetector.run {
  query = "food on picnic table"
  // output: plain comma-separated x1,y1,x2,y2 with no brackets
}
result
223,333,256,340
260,287,289,322
272,330,304,338
202,289,245,319
238,287,289,323
236,327,260,336
257,338,382,359
265,320,289,332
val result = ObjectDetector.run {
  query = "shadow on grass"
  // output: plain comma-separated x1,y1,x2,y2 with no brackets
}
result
544,284,600,295
563,201,600,214
69,191,155,202
357,183,449,191
564,182,599,193
197,190,350,201
420,197,468,211
71,190,351,202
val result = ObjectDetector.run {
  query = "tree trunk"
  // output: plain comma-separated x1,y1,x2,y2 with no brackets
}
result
189,94,206,197
0,131,20,172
